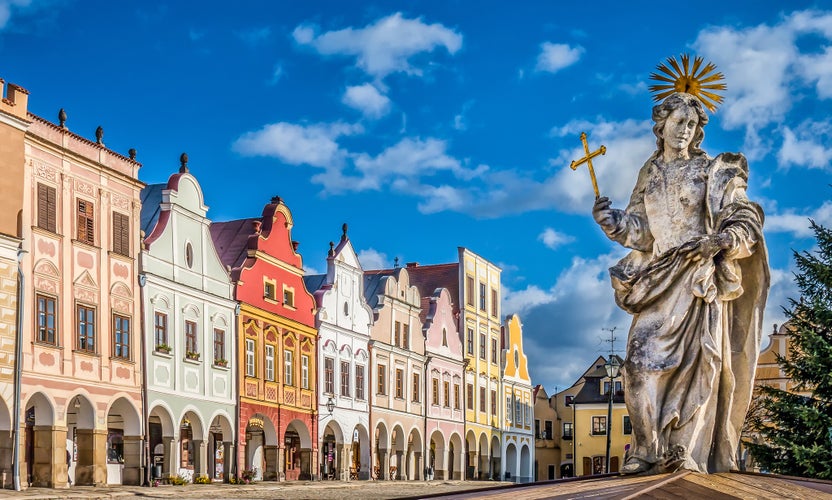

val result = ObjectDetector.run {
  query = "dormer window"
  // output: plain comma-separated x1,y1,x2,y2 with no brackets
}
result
264,280,276,300
283,286,295,308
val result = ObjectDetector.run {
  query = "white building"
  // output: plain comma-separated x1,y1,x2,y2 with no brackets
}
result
139,157,237,482
500,314,534,483
304,225,373,480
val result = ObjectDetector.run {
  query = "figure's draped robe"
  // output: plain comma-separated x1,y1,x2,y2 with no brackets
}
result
604,152,769,473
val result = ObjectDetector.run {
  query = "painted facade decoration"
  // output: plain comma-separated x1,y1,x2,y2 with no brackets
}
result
139,159,237,484
304,224,373,481
423,287,464,480
0,79,27,486
20,100,144,487
500,314,534,483
211,197,317,481
364,267,425,480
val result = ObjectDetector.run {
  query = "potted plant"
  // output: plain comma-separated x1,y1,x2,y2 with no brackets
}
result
155,343,172,354
214,358,228,367
186,351,200,361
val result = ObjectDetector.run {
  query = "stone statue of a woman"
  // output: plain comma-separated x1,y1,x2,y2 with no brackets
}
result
592,91,769,474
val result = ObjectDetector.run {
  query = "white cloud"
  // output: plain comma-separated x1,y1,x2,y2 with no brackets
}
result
357,248,389,270
232,121,361,168
766,201,832,238
293,12,462,80
535,42,584,73
342,83,391,118
538,227,574,249
0,0,31,30
777,120,832,169
268,63,285,85
693,10,832,160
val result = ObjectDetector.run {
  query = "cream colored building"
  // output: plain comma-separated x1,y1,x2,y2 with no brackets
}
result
500,314,533,482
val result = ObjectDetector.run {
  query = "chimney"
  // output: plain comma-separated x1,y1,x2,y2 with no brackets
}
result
406,262,419,268
6,83,29,117
292,240,300,252
251,220,262,233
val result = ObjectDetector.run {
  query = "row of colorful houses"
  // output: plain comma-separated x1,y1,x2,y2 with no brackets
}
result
0,78,534,489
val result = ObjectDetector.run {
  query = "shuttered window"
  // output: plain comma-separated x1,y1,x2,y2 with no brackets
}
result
37,183,57,232
77,199,95,245
112,211,130,256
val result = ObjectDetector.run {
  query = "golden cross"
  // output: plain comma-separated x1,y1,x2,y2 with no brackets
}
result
569,132,606,199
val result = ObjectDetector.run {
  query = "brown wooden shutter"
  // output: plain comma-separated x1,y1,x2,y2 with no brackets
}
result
77,199,94,245
37,184,57,232
582,457,592,476
112,211,129,255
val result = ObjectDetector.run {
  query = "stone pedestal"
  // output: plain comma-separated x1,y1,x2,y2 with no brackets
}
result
75,428,106,486
121,436,142,485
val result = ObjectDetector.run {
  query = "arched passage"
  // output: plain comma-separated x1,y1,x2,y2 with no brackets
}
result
477,433,488,480
284,419,313,480
520,445,531,483
208,412,234,482
374,421,389,479
178,410,206,481
148,403,175,481
352,424,371,480
245,413,277,481
490,435,501,480
389,425,405,480
448,433,463,480
505,443,517,482
406,428,423,480
429,430,446,480
321,419,344,480
67,393,97,486
0,396,12,482
465,430,477,480
105,397,142,485
24,392,60,487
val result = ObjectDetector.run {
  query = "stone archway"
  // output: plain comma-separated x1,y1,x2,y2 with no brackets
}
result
67,394,99,486
490,435,501,481
283,419,313,480
105,397,141,485
389,425,405,480
244,413,277,481
448,433,463,480
24,392,60,487
207,413,234,482
477,433,488,480
177,410,206,481
0,395,12,483
520,445,531,483
406,428,423,480
148,404,175,481
352,424,370,480
321,420,344,480
505,443,517,482
465,430,477,480
374,421,389,480
429,430,445,480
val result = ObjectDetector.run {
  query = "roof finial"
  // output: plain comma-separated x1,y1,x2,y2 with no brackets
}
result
328,241,335,257
58,108,67,129
341,222,348,241
394,256,399,268
179,152,189,173
128,148,137,160
271,195,282,204
95,126,104,145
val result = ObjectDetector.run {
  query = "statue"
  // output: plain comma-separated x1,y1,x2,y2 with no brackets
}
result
589,56,769,474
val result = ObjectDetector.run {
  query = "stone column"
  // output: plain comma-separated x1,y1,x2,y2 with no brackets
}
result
413,451,422,481
277,445,285,481
341,444,351,480
121,436,142,485
0,429,13,488
433,446,446,480
381,448,390,480
30,425,68,488
264,445,278,481
468,450,477,480
223,441,234,483
309,448,318,481
192,439,206,478
74,428,106,486
163,436,177,478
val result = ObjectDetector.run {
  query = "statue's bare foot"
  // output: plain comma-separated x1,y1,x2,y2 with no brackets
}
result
620,457,651,475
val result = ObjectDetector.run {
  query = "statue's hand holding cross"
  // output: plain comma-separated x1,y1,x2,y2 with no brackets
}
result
570,132,606,199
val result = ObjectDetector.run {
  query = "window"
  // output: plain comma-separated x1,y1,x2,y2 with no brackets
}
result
76,199,95,245
454,384,460,409
443,381,450,408
479,282,486,311
535,419,540,438
112,314,130,360
112,211,130,256
284,350,294,386
185,320,197,354
467,384,474,410
37,183,57,233
36,294,56,345
402,323,409,350
491,288,498,317
324,357,335,394
76,304,95,352
283,287,294,307
245,339,255,377
515,398,522,426
213,329,225,363
442,328,448,347
184,242,193,268
467,328,474,355
412,372,420,403
394,370,407,400
491,389,497,416
479,334,486,360
154,312,167,347
301,355,309,389
264,281,275,300
623,415,632,435
562,422,572,440
341,361,350,397
479,387,486,412
355,365,365,400
265,345,275,381
506,396,513,422
466,276,474,306
377,365,387,395
491,338,497,364
394,321,401,347
432,378,439,405
592,416,607,435
564,395,574,407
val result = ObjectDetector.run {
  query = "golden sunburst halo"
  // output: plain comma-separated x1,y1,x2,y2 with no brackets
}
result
648,54,727,112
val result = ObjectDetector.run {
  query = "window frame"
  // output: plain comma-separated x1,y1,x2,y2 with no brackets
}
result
213,329,225,364
76,303,96,353
490,288,498,317
465,275,475,306
432,378,439,406
284,350,294,386
76,198,95,246
112,211,130,257
395,368,404,399
154,312,168,348
561,421,572,440
491,338,497,364
37,183,57,233
623,415,632,435
467,383,474,410
355,365,365,400
479,386,486,413
340,360,351,397
443,380,450,408
36,293,57,345
324,357,335,394
479,333,486,360
454,383,461,409
412,372,420,403
112,313,130,360
479,282,486,311
491,389,497,416
377,364,387,395
466,328,474,355
591,416,607,436
184,320,198,355
301,354,310,389
245,339,256,377
265,344,275,381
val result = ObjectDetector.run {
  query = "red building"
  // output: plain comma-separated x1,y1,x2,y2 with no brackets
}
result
211,196,318,481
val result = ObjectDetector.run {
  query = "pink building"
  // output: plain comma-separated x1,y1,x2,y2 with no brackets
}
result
20,105,144,487
422,288,465,480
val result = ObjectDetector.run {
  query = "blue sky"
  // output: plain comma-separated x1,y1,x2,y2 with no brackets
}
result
2,1,831,392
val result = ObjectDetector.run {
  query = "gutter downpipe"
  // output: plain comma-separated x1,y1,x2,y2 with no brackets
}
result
12,244,26,491
137,265,149,486
422,354,430,481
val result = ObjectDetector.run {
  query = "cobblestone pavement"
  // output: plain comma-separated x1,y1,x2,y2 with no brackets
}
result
0,480,512,500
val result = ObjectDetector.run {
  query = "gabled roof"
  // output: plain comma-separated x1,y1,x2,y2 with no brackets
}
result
363,269,396,310
572,354,626,405
404,262,460,315
210,218,259,272
139,183,165,235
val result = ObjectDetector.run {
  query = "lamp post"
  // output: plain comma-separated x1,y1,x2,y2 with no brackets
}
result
326,396,336,416
604,356,621,474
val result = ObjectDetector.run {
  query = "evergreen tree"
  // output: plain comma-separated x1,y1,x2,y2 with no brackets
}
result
746,220,832,479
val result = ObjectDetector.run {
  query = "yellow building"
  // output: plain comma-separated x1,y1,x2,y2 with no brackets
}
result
567,355,629,476
501,314,533,482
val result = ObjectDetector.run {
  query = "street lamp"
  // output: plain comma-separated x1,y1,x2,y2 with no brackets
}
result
604,356,621,474
326,396,336,416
